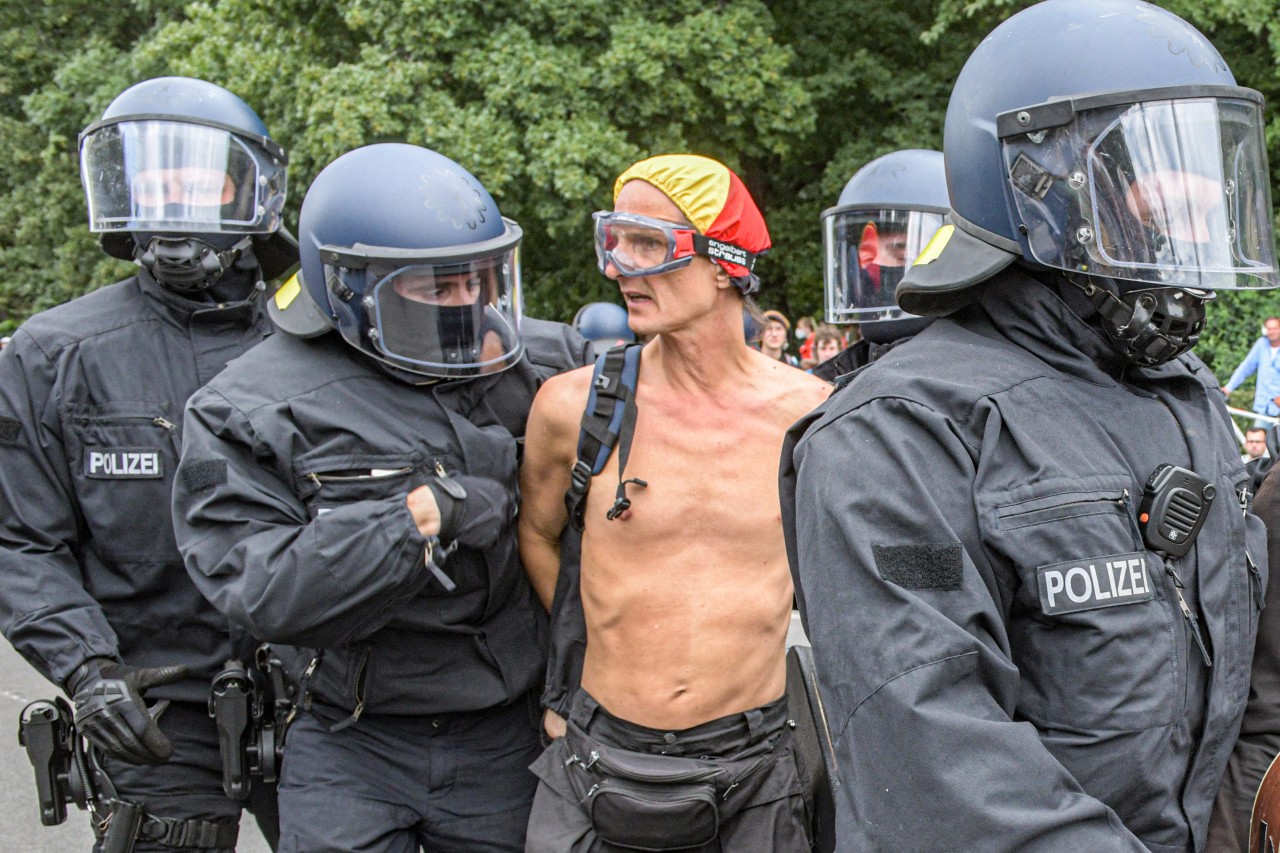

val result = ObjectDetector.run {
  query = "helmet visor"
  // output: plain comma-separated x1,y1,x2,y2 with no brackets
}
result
823,208,944,322
80,119,286,234
1003,95,1278,289
327,249,523,378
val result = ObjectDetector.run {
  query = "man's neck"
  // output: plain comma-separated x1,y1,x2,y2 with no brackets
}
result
646,310,757,393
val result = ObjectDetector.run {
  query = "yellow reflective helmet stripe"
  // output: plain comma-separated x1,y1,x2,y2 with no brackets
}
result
913,224,954,266
274,272,301,310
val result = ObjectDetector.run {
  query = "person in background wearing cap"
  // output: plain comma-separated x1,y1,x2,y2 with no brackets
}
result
757,309,800,367
783,1,1274,849
519,154,829,851
0,77,293,851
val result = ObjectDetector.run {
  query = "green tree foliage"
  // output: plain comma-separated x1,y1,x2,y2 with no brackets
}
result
2,0,1279,383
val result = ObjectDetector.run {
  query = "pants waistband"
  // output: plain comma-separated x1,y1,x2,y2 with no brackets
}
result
568,689,789,756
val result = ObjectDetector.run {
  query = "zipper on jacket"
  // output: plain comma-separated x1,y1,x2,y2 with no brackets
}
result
1165,562,1213,667
327,649,370,733
1247,549,1265,611
997,491,1128,525
307,466,413,484
1118,490,1147,550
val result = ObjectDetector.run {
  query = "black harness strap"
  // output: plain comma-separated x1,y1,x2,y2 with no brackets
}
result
605,382,646,520
565,343,643,530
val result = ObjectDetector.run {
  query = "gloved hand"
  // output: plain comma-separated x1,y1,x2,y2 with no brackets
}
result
428,473,516,548
66,658,190,765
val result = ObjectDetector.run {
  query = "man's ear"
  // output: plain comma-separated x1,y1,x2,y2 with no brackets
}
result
714,264,733,290
859,222,880,267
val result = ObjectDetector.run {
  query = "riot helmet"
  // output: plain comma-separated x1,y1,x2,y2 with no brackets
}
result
899,0,1278,365
573,302,636,356
292,143,523,381
80,77,290,293
822,149,947,343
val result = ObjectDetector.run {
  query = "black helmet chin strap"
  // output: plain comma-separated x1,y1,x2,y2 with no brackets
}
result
1068,274,1211,367
136,235,254,294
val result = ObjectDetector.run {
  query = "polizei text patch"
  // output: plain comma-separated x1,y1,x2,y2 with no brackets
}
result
84,447,163,479
1036,552,1154,615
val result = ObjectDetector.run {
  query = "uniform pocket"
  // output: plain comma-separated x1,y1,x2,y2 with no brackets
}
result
294,452,421,518
983,477,1181,731
64,401,180,561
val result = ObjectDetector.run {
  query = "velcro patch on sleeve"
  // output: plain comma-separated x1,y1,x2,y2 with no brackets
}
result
0,417,19,447
873,544,963,591
180,459,228,493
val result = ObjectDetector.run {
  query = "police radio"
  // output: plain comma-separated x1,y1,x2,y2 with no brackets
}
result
1138,464,1215,558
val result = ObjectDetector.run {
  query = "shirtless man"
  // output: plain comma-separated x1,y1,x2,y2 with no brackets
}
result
520,154,830,852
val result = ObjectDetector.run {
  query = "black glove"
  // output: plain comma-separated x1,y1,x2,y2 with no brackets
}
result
66,658,190,765
425,473,515,548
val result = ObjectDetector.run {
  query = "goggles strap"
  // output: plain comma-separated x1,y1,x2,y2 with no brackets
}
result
692,234,757,272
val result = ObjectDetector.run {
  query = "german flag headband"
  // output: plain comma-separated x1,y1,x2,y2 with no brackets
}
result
614,154,771,291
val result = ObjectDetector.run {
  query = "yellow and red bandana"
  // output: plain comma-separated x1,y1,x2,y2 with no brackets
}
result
614,154,770,283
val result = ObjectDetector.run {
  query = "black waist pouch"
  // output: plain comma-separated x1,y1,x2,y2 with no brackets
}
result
566,727,769,851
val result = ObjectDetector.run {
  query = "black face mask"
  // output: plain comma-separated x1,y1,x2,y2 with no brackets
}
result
133,233,250,294
376,294,484,367
1072,275,1211,367
877,264,905,294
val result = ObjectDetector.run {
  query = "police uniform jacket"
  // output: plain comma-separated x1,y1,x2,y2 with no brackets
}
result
0,271,272,703
173,325,585,718
781,269,1266,853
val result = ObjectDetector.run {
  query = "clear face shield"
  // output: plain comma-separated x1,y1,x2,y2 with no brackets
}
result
1000,88,1279,290
80,119,286,234
822,207,946,323
323,234,524,379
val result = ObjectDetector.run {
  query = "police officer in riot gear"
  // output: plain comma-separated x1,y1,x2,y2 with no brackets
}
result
0,77,293,851
172,142,586,852
782,1,1274,849
813,149,946,382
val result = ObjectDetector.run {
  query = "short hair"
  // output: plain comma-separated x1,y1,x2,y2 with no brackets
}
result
1246,427,1267,439
813,328,844,349
1265,316,1280,326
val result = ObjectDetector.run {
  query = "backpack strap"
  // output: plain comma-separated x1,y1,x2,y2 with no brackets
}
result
565,343,643,531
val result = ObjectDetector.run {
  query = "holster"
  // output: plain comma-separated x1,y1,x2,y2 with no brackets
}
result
208,646,295,801
19,695,239,851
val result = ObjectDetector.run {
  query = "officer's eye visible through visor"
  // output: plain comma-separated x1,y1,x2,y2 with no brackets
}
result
1002,93,1278,289
81,119,282,233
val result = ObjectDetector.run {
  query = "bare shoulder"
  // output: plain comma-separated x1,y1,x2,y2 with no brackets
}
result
527,364,596,461
747,350,831,418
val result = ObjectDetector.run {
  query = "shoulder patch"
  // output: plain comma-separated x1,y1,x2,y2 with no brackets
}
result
83,448,163,479
873,544,963,591
0,417,18,447
180,459,228,493
1036,552,1153,615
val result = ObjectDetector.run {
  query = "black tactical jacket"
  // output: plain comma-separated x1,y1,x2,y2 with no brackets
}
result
782,269,1267,853
173,324,586,718
0,272,272,702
